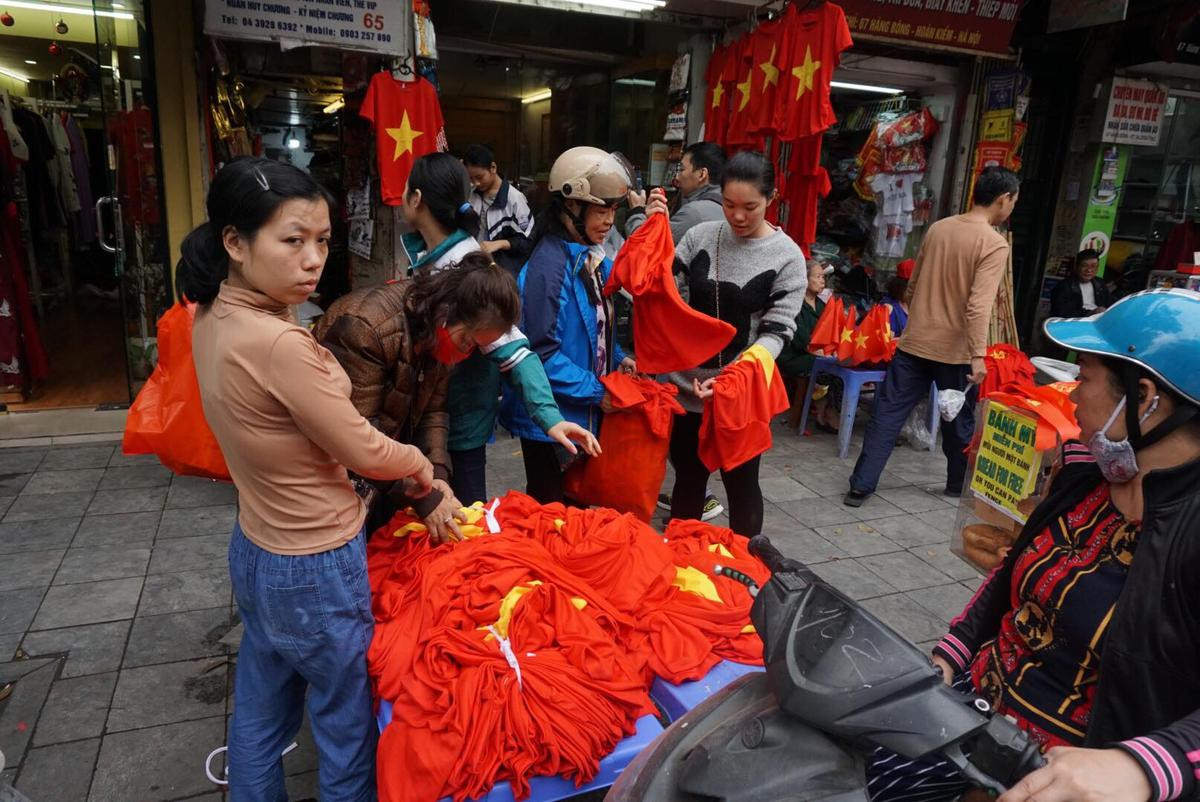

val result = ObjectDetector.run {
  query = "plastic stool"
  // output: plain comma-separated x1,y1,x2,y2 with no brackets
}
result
650,660,764,722
799,356,887,459
375,700,664,802
799,356,941,458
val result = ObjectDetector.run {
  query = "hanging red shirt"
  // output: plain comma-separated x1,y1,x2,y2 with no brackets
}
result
746,6,796,137
703,42,732,145
774,2,853,141
360,73,447,206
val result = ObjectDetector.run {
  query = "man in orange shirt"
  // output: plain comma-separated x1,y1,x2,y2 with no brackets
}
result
844,167,1020,507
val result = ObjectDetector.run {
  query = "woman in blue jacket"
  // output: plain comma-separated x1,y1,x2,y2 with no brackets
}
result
503,147,636,503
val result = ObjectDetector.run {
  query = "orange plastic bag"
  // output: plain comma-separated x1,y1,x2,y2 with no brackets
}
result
123,302,230,480
564,373,683,521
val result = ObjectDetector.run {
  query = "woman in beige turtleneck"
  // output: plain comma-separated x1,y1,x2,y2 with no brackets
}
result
182,157,429,800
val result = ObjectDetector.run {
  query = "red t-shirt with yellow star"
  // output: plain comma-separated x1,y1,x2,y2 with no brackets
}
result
773,3,853,141
360,73,448,205
745,5,795,137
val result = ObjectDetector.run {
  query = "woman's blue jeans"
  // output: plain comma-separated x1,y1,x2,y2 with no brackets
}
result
227,523,377,802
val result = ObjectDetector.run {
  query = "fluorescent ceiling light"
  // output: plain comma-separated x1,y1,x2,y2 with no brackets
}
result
2,1,135,20
24,60,37,65
322,98,345,114
0,68,30,83
132,54,141,60
567,0,665,12
522,88,552,104
287,137,301,149
616,78,656,87
830,80,902,95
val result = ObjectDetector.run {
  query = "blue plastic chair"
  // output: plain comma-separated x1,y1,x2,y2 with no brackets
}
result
798,356,939,459
649,660,764,722
375,700,664,802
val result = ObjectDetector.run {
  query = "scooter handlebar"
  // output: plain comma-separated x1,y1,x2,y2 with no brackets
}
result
748,535,807,576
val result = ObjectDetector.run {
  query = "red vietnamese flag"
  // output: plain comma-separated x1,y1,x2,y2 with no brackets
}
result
806,295,844,356
360,73,448,205
704,43,732,145
836,305,858,363
774,2,853,141
746,6,795,137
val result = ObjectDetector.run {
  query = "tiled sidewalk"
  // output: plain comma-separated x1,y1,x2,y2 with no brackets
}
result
0,422,978,801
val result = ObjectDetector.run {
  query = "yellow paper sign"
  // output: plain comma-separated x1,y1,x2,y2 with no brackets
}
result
970,402,1042,522
981,109,1014,142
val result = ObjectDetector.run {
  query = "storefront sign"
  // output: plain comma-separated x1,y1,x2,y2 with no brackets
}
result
838,0,1021,56
204,0,410,56
1047,0,1128,33
970,403,1042,522
1101,77,1167,147
1079,145,1128,275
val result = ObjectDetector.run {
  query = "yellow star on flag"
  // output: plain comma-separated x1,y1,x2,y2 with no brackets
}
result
386,111,424,161
711,82,725,109
855,332,870,349
736,70,753,111
840,328,853,343
791,45,822,100
759,45,780,91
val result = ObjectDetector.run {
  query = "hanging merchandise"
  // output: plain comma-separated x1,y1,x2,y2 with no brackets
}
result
773,2,853,142
360,72,447,206
744,5,795,139
413,0,438,59
0,13,13,27
54,18,67,35
779,135,831,255
869,171,923,259
703,40,732,145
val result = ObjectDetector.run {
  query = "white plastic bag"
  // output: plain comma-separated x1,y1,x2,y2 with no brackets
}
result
938,389,967,422
900,399,935,451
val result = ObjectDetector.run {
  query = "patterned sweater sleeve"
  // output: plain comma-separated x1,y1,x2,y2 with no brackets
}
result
752,242,807,359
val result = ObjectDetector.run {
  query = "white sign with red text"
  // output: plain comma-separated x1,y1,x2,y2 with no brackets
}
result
205,0,410,56
1102,77,1167,147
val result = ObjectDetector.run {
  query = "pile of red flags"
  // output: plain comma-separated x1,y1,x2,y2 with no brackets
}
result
368,494,768,802
977,344,1079,449
806,297,898,367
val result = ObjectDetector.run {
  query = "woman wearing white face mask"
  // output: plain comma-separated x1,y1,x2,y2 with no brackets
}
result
867,289,1200,802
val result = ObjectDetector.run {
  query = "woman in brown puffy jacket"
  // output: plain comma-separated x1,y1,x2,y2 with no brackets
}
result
315,253,522,543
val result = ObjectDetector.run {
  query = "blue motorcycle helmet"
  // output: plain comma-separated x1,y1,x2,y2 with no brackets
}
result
1044,288,1200,445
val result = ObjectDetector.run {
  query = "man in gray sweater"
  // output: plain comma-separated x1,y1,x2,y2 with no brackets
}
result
626,142,726,244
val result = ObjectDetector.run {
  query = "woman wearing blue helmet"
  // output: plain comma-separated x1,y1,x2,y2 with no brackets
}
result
872,290,1200,802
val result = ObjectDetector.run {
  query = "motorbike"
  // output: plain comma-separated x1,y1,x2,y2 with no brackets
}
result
606,535,1045,801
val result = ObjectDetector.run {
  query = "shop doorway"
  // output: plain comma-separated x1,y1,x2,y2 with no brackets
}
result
0,0,168,411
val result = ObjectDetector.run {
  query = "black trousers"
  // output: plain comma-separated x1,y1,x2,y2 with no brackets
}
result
668,411,763,536
849,349,975,495
520,438,568,505
450,445,488,505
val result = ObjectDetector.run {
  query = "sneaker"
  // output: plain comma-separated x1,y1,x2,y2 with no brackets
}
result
701,494,725,521
657,492,725,521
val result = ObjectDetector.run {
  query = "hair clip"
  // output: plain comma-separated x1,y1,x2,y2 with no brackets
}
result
253,167,270,192
458,202,472,213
